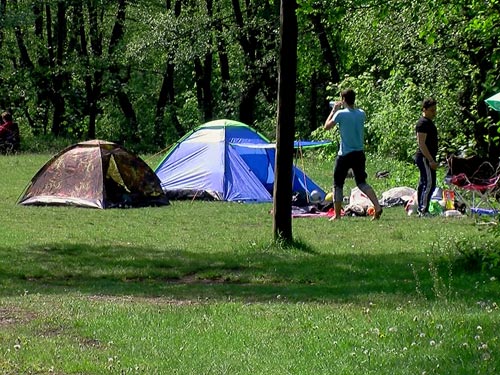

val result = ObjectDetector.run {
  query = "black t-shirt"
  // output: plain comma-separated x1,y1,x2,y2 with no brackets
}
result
415,116,438,158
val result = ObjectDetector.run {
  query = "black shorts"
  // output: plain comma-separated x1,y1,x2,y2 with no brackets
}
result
334,150,367,188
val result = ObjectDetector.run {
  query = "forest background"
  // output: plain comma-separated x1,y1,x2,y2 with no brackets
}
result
0,0,499,162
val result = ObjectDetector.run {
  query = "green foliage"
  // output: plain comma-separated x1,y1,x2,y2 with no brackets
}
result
309,126,338,161
454,236,500,275
0,0,499,160
176,91,204,131
369,154,421,189
19,133,78,154
334,0,499,160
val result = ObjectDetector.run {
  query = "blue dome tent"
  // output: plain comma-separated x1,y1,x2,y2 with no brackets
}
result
154,119,327,203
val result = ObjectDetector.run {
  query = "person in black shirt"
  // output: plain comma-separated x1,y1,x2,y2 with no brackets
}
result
415,98,438,216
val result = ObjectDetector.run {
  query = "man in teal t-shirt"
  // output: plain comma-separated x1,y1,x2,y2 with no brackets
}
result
324,88,382,221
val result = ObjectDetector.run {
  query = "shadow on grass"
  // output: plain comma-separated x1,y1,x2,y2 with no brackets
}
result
0,242,497,304
269,237,319,254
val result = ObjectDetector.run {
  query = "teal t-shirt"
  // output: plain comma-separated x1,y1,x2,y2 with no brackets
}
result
332,108,366,156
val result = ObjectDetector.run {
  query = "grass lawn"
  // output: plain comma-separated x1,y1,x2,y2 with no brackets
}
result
1,152,499,374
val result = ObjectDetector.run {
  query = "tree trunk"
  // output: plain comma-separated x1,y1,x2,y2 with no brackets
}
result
0,0,6,48
194,0,215,126
107,0,140,145
155,60,177,145
214,15,230,105
201,49,213,121
154,0,183,146
50,1,68,136
201,0,214,121
309,72,318,133
32,2,49,134
74,1,103,139
310,12,340,84
194,54,214,122
231,0,277,124
273,0,297,243
239,85,259,125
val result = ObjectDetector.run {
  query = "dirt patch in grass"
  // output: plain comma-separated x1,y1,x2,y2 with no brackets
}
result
87,294,202,306
123,270,248,285
170,274,241,284
0,307,36,327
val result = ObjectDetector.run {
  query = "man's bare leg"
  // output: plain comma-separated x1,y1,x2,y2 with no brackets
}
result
358,183,383,220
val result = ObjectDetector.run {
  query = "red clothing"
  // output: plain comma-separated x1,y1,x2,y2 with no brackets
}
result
0,120,20,151
0,121,15,137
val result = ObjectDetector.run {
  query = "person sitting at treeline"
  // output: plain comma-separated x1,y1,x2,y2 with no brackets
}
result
0,111,20,153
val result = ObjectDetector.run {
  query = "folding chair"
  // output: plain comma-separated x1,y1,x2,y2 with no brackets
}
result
445,155,500,215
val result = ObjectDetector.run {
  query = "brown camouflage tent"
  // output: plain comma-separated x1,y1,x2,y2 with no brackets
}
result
18,140,169,208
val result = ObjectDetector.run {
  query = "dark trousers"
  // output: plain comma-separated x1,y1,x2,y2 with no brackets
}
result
334,150,367,188
415,154,436,213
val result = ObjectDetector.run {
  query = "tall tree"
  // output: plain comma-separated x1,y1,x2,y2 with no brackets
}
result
231,0,279,125
193,0,214,122
72,1,103,140
107,0,140,146
273,0,297,242
214,3,230,107
154,0,184,147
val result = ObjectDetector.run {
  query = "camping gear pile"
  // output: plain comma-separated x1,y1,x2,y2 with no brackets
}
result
340,185,466,218
342,187,376,216
404,187,465,217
